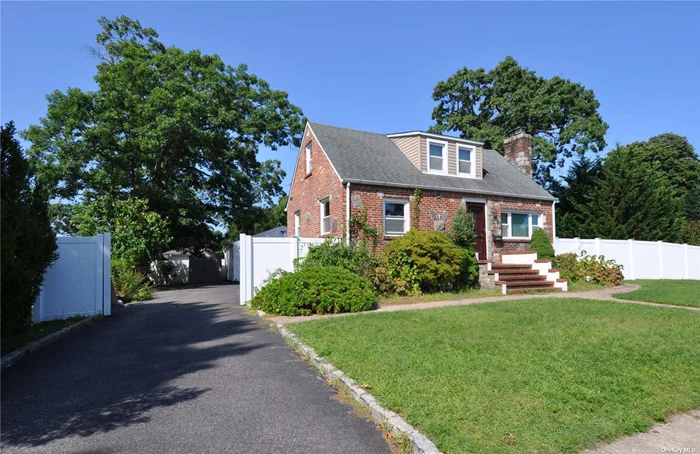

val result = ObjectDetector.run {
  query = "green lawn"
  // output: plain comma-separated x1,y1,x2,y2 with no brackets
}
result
615,280,700,308
379,288,502,306
288,299,700,453
1,316,87,356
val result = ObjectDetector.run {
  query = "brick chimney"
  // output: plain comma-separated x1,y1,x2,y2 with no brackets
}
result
503,128,532,176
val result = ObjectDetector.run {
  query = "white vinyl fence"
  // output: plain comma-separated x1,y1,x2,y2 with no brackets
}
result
34,233,112,322
555,237,700,280
238,234,325,305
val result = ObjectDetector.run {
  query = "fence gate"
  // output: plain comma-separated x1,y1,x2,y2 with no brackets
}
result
34,233,112,322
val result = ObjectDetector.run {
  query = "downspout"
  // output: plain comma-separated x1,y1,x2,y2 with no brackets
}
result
552,200,557,253
346,182,351,245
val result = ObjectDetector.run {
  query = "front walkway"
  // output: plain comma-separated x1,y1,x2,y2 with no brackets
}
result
272,283,700,325
1,285,390,454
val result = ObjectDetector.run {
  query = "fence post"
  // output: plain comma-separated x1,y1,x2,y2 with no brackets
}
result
239,234,248,305
102,233,111,316
684,243,689,280
594,238,601,257
658,240,664,279
574,237,580,255
627,239,635,280
290,236,299,269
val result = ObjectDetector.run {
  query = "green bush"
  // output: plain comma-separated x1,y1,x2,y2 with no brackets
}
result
555,251,624,286
112,259,153,302
383,230,477,293
448,208,477,249
529,229,555,260
1,122,58,335
296,239,379,281
251,266,377,316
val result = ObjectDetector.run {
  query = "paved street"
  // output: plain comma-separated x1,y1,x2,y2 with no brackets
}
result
1,284,389,454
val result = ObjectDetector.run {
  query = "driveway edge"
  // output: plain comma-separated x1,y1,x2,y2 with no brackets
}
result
269,317,442,454
1,316,98,369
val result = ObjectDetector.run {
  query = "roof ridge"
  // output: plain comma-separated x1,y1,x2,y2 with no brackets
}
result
308,121,389,138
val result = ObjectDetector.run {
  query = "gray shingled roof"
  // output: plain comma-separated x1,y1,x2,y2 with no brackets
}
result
309,122,555,201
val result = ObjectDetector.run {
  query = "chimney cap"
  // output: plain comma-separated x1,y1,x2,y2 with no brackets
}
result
510,127,527,136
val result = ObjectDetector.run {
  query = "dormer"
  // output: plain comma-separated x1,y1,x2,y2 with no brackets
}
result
387,132,484,179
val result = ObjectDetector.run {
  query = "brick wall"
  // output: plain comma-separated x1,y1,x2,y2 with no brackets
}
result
349,183,553,260
286,126,345,239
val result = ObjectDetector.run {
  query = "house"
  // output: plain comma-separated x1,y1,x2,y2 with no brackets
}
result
253,226,288,238
286,122,556,264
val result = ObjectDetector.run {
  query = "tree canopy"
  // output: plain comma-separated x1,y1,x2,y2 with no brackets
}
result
23,16,304,252
430,56,609,185
572,145,684,242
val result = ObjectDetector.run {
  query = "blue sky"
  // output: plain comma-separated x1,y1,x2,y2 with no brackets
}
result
2,1,699,194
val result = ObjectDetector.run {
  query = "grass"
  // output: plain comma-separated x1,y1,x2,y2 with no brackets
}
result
379,288,502,306
615,280,700,308
567,280,608,292
1,316,87,356
288,299,700,453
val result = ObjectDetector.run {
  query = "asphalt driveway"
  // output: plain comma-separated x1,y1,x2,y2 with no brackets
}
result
1,284,390,454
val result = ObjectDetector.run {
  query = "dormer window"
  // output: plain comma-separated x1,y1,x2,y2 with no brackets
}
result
427,139,447,174
305,141,312,174
457,145,476,178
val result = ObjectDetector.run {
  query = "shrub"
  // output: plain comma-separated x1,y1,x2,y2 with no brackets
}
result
383,230,477,293
529,229,555,260
251,266,377,316
296,239,379,281
112,259,153,302
1,122,58,335
448,208,477,249
555,251,624,286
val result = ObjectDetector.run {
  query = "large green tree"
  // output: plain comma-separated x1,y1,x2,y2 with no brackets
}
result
24,16,304,252
622,133,700,214
577,145,683,242
550,155,603,237
430,57,609,185
1,122,58,334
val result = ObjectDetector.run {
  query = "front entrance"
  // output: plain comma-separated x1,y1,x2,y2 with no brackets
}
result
466,203,487,259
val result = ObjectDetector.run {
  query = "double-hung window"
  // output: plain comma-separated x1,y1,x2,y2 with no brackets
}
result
500,212,541,239
383,199,409,236
320,198,330,234
457,145,475,178
427,140,447,174
305,141,312,174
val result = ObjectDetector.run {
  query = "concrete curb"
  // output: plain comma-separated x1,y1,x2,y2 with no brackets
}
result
1,316,98,369
253,310,442,454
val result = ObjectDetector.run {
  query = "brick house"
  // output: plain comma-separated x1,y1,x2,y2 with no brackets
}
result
285,122,556,263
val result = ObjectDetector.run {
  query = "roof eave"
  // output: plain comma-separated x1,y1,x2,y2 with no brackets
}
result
341,177,555,202
386,131,485,146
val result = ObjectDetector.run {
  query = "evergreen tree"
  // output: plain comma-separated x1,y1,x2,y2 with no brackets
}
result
578,146,683,242
1,122,58,334
551,155,603,237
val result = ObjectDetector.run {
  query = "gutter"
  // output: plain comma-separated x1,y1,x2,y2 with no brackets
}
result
341,178,557,203
345,182,351,245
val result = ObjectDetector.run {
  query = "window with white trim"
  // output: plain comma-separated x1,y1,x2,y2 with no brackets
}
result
383,199,409,236
500,212,541,238
294,211,301,237
320,198,330,234
305,141,312,174
457,145,476,177
427,140,447,174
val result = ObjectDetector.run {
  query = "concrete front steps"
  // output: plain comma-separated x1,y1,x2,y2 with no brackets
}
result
478,252,568,295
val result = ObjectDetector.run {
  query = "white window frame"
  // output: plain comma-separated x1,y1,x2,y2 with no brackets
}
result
500,211,542,239
383,198,410,236
305,141,312,174
425,139,448,175
294,211,301,237
319,197,330,235
456,145,477,178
